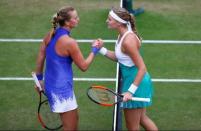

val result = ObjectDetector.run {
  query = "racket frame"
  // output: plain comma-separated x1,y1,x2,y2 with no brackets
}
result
87,85,122,106
87,85,151,107
32,72,62,130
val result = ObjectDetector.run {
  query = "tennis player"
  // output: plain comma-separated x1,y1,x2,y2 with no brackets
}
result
99,7,158,130
35,6,102,130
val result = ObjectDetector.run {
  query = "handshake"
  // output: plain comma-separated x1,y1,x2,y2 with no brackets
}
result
91,39,104,55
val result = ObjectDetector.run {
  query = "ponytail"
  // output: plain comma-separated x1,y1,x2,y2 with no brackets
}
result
50,13,59,38
43,13,58,46
129,14,142,41
112,7,142,41
45,6,75,46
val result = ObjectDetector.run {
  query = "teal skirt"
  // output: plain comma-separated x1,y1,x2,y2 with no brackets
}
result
119,63,154,109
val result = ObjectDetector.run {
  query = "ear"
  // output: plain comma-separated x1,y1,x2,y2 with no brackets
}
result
65,21,70,26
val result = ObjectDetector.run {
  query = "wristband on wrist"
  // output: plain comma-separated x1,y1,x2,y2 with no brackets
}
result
91,47,100,55
128,84,138,94
99,47,108,56
36,73,43,80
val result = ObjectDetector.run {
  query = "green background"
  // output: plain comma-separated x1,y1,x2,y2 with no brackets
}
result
0,0,201,130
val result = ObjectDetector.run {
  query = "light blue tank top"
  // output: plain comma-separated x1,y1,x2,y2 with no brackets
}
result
45,27,73,88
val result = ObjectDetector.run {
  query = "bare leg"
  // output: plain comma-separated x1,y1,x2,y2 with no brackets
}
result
59,108,79,131
140,108,158,131
124,108,143,130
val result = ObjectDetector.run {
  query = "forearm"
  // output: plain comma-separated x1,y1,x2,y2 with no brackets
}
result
35,42,46,74
128,66,146,94
83,52,95,71
72,40,100,72
80,52,97,72
133,67,146,86
99,47,117,62
36,54,45,73
105,50,117,62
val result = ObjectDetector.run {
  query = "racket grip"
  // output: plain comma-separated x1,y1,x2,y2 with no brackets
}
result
131,97,150,102
32,72,43,91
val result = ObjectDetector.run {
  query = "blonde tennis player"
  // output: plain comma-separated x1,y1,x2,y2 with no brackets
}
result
99,7,158,131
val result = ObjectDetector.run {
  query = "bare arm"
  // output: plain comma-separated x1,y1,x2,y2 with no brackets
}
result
62,37,97,72
104,50,118,62
123,34,146,86
122,34,147,101
71,44,95,72
98,41,117,62
35,32,51,74
34,32,51,90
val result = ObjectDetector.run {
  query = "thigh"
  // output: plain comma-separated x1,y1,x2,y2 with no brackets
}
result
60,109,79,130
124,108,143,130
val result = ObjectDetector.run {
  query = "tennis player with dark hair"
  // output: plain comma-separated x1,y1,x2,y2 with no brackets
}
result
35,6,102,130
99,7,158,130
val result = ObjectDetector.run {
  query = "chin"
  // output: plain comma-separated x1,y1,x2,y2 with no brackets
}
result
108,26,114,30
107,26,112,29
73,24,78,28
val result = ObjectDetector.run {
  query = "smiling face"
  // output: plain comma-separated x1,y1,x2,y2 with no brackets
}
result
106,15,121,30
67,10,79,28
56,6,80,29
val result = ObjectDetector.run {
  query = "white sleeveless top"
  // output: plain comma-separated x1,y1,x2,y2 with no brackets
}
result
115,31,140,67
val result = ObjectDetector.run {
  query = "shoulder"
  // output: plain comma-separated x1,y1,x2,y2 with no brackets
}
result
125,32,139,43
43,31,52,46
123,32,140,48
57,35,79,52
59,35,77,46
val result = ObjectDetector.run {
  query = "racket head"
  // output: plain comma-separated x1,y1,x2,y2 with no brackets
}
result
87,85,122,107
38,99,62,130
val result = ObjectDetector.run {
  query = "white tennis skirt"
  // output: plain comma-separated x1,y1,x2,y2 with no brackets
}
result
48,92,78,113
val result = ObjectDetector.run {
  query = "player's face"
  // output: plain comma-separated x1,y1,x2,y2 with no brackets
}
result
106,15,120,29
68,10,79,28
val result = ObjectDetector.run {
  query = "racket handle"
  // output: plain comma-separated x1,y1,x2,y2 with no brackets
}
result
32,72,43,91
131,97,150,102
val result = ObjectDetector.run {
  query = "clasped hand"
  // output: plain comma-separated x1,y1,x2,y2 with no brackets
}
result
91,39,103,55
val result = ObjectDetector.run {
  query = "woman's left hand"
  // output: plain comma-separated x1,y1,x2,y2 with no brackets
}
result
122,92,133,102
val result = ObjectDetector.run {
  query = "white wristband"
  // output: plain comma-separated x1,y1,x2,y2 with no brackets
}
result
99,47,107,56
128,84,138,94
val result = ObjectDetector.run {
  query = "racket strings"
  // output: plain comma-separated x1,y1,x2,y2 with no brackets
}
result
39,100,62,130
88,88,116,105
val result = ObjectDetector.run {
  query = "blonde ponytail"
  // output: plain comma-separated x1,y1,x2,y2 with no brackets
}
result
129,13,142,41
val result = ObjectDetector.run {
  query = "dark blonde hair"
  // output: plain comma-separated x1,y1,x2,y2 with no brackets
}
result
50,6,75,38
112,7,141,41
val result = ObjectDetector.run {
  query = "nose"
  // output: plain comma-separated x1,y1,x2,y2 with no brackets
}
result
106,19,109,23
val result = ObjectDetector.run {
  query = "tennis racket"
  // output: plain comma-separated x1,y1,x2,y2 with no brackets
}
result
87,85,150,107
31,72,62,130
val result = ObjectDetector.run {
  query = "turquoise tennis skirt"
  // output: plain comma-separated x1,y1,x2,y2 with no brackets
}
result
119,63,154,109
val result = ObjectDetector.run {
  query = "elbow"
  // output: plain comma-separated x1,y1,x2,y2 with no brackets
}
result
80,67,88,72
75,61,90,72
79,64,89,72
139,66,147,74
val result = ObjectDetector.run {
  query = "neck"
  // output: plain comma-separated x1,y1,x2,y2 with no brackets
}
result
117,26,128,36
62,26,72,32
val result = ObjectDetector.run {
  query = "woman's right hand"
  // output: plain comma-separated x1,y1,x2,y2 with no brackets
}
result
34,80,44,93
92,39,103,47
91,39,103,55
97,38,104,48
